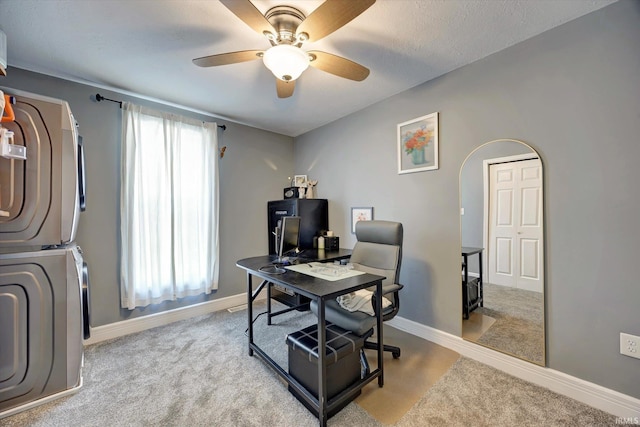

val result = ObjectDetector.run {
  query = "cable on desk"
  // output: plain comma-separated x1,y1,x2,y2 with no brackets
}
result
258,264,285,274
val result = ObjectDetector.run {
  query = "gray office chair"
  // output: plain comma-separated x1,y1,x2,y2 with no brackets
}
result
311,220,404,358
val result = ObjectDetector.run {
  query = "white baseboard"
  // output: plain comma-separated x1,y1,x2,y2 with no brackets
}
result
462,271,480,279
84,293,260,345
387,316,640,418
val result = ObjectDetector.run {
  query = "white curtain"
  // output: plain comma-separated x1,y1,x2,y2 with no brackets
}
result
120,102,219,309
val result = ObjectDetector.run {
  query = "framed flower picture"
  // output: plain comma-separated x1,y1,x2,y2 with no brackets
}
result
351,207,373,234
397,112,439,174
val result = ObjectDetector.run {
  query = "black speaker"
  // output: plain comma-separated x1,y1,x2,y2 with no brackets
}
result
283,187,299,199
324,236,339,251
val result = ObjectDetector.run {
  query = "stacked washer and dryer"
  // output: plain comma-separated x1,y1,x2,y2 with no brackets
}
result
0,87,90,418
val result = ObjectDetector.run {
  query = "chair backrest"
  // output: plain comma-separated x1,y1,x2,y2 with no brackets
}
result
350,220,403,287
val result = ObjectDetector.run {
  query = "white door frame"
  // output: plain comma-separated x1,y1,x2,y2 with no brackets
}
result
482,153,540,287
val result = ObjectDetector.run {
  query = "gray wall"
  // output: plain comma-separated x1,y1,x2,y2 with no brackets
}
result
294,1,640,398
1,69,294,327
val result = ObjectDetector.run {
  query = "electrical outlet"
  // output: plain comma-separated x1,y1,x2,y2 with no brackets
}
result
620,333,640,359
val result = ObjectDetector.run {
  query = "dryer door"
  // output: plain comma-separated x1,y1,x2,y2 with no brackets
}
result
0,87,80,249
0,247,83,415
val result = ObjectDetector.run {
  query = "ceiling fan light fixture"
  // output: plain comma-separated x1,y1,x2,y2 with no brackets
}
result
263,44,309,81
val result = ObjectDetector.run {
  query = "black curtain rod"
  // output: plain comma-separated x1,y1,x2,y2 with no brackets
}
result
94,93,226,131
95,93,122,106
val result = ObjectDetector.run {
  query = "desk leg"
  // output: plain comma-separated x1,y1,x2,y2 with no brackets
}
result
317,298,328,427
376,280,384,387
246,272,254,357
462,254,469,319
266,282,272,325
478,252,484,307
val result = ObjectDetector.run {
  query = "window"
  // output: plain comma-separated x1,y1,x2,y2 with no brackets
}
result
120,102,219,309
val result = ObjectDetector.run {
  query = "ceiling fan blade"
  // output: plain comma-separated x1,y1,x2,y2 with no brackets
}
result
308,51,370,81
276,78,295,98
193,50,263,67
220,0,277,37
297,0,375,43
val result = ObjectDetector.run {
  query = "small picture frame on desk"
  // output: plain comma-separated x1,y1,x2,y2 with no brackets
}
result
351,207,373,234
293,175,308,187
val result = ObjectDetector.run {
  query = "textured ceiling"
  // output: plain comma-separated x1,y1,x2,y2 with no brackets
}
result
0,0,615,136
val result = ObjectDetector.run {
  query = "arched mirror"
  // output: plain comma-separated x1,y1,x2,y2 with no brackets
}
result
459,139,545,366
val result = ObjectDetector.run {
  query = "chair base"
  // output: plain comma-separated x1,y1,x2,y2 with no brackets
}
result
364,340,401,359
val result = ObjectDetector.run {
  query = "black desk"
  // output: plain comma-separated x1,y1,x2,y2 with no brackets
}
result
236,255,385,427
462,246,483,319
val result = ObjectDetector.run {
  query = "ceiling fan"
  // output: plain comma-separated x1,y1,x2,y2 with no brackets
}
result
193,0,375,98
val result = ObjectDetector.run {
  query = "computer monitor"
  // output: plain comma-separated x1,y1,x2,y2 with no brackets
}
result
279,216,301,258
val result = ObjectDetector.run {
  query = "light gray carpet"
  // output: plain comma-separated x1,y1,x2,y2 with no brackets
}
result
393,357,616,427
479,283,543,322
476,283,544,364
3,302,616,426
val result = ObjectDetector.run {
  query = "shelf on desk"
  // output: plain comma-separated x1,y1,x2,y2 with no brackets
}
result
465,277,482,308
272,286,310,311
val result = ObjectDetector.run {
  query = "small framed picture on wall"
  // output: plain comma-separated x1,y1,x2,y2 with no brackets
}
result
351,207,373,234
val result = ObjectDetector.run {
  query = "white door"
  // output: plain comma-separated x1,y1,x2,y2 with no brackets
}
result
487,158,543,292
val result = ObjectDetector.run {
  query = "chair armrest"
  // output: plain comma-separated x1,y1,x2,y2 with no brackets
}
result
381,283,403,295
371,283,404,317
381,284,402,309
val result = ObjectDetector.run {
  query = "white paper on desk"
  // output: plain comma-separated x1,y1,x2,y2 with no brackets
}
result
284,262,366,281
